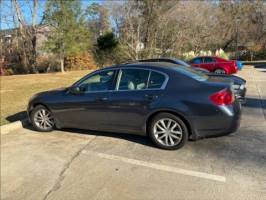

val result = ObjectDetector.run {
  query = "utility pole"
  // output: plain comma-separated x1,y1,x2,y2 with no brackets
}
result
235,17,240,60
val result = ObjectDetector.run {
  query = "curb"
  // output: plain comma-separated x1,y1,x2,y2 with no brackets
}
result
0,119,30,135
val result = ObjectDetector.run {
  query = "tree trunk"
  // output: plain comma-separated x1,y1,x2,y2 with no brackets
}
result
60,57,65,73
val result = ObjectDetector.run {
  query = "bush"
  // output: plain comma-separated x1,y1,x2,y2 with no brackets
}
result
182,49,229,60
36,56,61,73
65,53,97,71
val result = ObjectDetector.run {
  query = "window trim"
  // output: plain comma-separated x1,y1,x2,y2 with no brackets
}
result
115,67,169,92
71,67,169,94
73,68,117,93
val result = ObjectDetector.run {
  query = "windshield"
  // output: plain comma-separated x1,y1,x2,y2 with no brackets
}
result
173,59,191,67
172,66,208,81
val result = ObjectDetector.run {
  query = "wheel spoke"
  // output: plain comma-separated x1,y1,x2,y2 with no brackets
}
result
155,130,166,135
171,130,182,135
160,120,167,129
158,134,166,140
156,124,165,131
170,133,180,140
169,135,174,145
167,120,172,129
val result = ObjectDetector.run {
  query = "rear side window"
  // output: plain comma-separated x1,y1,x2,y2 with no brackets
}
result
204,57,214,63
148,71,166,89
172,66,208,82
117,69,149,90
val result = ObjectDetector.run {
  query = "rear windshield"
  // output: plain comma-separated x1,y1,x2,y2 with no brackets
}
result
172,66,208,81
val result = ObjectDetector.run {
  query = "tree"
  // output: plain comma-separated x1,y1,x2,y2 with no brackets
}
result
44,0,91,72
7,0,40,73
85,3,111,39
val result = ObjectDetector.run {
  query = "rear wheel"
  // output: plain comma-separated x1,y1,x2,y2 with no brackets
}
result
30,105,55,132
149,113,188,150
214,69,226,74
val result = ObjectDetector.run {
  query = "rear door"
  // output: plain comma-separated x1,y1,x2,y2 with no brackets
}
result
107,68,168,133
203,57,216,71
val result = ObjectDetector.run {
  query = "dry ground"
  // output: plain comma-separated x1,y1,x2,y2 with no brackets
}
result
0,70,91,125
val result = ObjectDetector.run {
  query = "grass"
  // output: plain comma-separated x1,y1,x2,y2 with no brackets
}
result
0,70,91,126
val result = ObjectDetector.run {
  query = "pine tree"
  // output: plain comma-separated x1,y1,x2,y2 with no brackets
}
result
44,0,91,72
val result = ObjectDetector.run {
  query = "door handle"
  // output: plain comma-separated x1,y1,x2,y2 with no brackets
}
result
145,94,158,100
96,97,108,101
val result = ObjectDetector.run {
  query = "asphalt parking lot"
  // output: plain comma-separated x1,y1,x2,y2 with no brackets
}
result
1,65,266,200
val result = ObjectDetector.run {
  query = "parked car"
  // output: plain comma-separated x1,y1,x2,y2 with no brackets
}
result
28,62,241,150
136,58,246,102
236,60,244,70
189,56,238,74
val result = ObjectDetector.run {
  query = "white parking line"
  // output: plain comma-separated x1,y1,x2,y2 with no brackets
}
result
82,150,226,183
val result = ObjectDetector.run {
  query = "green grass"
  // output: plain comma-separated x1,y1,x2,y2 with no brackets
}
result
0,70,91,125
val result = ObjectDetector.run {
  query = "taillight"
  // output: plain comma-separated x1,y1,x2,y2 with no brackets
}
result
209,89,235,105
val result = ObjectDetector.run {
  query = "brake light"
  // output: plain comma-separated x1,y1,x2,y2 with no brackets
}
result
209,89,235,105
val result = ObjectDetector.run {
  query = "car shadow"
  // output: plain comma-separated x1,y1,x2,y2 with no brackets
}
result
252,63,266,69
6,111,27,123
24,124,156,148
243,97,266,109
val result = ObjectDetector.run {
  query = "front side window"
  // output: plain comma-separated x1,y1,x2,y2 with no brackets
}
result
117,69,149,90
148,71,166,89
77,70,115,92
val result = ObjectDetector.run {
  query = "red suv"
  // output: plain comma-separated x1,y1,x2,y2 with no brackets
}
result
190,56,238,74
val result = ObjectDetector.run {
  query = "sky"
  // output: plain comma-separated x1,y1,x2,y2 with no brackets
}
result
0,0,102,30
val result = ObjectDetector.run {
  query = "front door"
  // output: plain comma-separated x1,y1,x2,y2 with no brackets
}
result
53,69,117,130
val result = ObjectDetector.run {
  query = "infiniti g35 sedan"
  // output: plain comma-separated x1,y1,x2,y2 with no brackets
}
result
136,58,246,102
28,62,241,150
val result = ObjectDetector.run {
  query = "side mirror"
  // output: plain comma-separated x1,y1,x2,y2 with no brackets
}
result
69,86,83,95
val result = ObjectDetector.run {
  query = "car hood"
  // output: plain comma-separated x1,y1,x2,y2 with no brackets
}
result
33,87,67,99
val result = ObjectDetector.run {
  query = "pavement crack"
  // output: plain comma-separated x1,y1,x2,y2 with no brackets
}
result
42,136,97,200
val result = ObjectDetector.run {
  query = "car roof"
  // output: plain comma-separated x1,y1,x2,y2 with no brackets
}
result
98,62,183,73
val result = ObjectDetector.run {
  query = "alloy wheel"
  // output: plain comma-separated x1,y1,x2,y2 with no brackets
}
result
33,108,54,130
153,118,183,147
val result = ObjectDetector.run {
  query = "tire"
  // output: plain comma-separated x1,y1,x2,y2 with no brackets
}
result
148,113,188,150
214,69,226,74
30,105,55,132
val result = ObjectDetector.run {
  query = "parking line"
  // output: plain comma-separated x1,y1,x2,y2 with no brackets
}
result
82,150,226,183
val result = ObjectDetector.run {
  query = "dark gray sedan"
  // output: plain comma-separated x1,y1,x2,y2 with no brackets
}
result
28,62,241,150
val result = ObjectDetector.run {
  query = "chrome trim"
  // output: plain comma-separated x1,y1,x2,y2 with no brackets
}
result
73,66,169,94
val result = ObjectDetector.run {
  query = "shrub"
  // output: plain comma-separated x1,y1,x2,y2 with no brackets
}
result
65,53,97,71
182,49,229,60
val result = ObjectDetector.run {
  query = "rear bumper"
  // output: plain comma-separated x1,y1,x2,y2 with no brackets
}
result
190,101,241,140
235,87,247,103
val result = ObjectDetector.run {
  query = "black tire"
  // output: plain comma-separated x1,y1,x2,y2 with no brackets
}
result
30,105,54,132
148,113,188,150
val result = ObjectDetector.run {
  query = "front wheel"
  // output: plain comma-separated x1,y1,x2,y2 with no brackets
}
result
30,105,55,132
149,113,188,150
214,69,226,74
